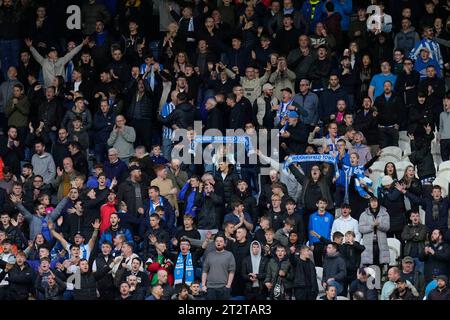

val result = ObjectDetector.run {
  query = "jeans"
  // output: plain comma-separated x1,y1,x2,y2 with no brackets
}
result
440,139,450,161
94,143,108,164
162,137,173,161
206,287,231,300
413,258,424,275
378,126,399,149
0,39,21,79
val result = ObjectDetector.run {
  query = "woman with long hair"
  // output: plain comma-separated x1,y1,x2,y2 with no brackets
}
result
172,51,190,77
355,53,375,106
399,165,422,197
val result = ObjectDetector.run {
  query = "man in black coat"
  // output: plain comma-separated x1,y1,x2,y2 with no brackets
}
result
52,127,71,169
228,226,251,298
226,92,253,131
279,111,310,157
419,229,450,283
0,126,24,176
2,252,34,300
93,241,115,300
68,141,89,178
117,166,147,222
205,97,224,133
241,240,269,300
318,74,349,124
290,245,318,300
418,65,446,129
157,92,197,130
373,80,401,148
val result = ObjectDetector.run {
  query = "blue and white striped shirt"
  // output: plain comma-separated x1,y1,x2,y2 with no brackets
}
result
161,102,176,139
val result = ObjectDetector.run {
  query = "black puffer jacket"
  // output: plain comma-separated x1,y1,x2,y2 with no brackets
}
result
158,102,196,129
340,242,366,273
322,253,347,284
215,165,240,207
6,263,34,300
38,98,64,131
409,133,436,179
290,254,318,291
73,272,98,300
420,242,450,283
198,191,223,230
378,187,407,233
127,91,153,121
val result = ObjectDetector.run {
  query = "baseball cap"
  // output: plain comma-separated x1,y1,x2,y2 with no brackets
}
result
437,275,448,283
288,111,299,118
396,277,407,284
47,47,58,55
262,83,274,91
381,175,394,186
402,256,414,264
129,165,141,172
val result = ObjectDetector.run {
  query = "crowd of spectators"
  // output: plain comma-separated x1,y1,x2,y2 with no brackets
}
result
0,0,449,301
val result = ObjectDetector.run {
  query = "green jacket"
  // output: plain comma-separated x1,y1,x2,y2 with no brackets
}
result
5,95,30,128
264,257,294,289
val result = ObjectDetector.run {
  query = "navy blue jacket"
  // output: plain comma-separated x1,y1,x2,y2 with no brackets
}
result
140,196,176,238
103,159,129,184
405,192,450,233
92,110,115,144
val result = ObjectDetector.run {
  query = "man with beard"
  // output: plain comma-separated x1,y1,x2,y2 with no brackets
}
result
202,234,236,300
428,275,450,300
0,126,24,176
31,141,56,184
117,166,146,221
420,229,450,283
389,277,418,300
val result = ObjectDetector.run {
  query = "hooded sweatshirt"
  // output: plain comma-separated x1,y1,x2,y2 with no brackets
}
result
100,200,117,234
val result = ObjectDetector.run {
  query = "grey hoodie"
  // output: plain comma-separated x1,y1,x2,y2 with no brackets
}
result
31,152,56,184
394,27,420,55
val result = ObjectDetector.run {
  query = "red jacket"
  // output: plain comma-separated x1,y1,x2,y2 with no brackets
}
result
100,201,117,234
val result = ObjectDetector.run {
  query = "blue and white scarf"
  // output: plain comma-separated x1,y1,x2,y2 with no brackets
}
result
340,164,373,203
193,135,255,155
284,154,339,178
174,252,194,285
277,99,293,123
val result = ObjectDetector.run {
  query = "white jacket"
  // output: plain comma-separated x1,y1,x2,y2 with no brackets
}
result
331,215,361,242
